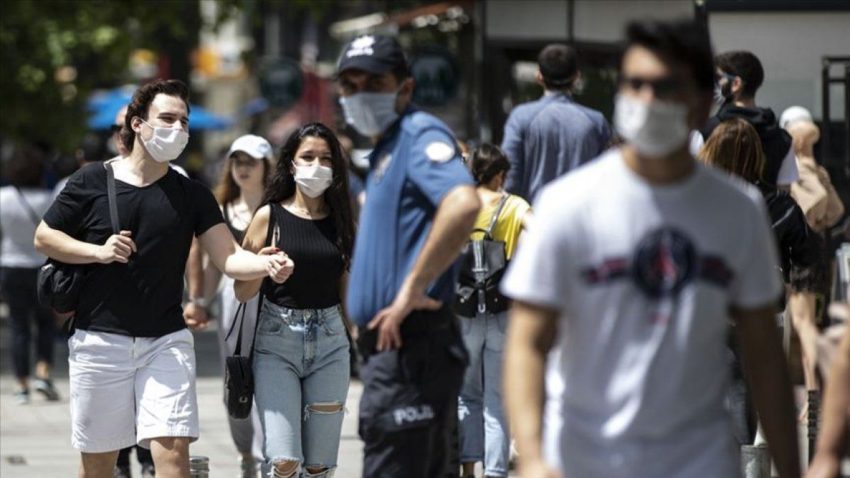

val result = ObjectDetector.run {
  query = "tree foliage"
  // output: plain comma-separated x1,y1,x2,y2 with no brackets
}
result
0,0,239,152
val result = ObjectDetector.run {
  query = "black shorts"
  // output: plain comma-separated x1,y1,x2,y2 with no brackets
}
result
356,307,468,478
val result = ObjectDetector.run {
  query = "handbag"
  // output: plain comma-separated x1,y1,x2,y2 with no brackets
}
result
454,194,511,317
224,297,262,419
37,161,120,315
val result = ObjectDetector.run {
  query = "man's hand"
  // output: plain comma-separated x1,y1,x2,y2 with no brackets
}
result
183,301,209,331
367,279,442,351
95,230,136,264
518,457,561,478
260,246,294,284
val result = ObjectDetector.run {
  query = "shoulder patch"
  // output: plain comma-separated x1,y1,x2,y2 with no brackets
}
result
425,141,455,163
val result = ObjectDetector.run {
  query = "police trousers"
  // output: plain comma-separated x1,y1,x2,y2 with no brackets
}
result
356,307,468,478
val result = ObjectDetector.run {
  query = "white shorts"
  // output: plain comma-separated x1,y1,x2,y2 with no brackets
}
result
69,328,199,453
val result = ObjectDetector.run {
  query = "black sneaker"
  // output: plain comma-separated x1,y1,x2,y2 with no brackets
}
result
113,465,132,478
33,378,60,401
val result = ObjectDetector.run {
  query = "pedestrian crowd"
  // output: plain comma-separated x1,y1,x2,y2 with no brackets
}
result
0,15,847,478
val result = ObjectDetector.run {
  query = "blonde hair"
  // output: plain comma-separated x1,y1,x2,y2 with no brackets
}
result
699,117,765,183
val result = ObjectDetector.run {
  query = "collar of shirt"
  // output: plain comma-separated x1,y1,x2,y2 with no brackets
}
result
542,90,574,102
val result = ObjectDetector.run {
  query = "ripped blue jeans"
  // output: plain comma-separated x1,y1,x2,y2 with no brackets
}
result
253,301,350,477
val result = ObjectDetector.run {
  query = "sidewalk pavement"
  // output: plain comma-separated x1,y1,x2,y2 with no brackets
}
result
0,321,366,478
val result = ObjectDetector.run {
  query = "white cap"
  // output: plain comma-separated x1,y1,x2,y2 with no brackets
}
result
227,134,273,161
779,106,813,130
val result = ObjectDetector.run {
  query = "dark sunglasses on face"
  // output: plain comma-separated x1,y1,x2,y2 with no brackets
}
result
110,124,122,134
618,75,684,100
716,72,737,85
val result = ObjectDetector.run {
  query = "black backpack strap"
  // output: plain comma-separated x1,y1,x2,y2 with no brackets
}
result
104,161,120,234
484,194,510,238
13,187,41,226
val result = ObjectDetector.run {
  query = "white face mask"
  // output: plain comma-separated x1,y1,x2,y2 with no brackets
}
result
614,94,689,158
294,164,333,198
339,92,399,137
140,119,189,163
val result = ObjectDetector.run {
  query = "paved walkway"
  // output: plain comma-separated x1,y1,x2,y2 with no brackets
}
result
0,321,366,477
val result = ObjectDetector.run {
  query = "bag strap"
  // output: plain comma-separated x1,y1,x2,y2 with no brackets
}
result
223,295,265,359
247,294,264,362
104,161,120,234
484,194,510,238
225,302,248,355
13,187,41,226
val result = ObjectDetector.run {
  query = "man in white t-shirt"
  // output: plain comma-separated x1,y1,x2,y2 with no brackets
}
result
502,19,800,478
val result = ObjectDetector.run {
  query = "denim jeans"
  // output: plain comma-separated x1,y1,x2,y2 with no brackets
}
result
253,301,350,477
457,311,510,477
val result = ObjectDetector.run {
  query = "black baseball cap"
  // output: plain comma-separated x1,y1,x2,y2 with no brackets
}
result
336,34,409,76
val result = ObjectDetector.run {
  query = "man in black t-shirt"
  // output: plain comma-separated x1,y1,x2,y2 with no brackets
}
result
34,80,293,477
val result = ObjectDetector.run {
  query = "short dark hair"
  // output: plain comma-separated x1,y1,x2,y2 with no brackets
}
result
715,50,764,98
623,19,715,94
470,143,510,186
538,44,579,89
120,79,190,153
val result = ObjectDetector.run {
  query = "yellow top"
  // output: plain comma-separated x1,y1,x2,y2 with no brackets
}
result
470,193,531,259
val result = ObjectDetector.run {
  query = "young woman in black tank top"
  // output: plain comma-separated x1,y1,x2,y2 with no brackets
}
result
235,123,355,477
204,135,272,473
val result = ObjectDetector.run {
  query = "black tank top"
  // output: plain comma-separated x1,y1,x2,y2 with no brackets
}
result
224,202,247,245
261,202,343,309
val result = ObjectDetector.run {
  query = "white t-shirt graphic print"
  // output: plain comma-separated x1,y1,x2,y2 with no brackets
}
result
502,149,782,478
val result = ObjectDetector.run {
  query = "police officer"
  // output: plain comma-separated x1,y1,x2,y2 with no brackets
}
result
335,35,481,477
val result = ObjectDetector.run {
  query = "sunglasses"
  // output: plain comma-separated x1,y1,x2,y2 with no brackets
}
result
618,75,685,100
715,72,737,84
110,124,122,134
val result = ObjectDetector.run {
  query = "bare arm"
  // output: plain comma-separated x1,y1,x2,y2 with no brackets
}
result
183,237,210,330
185,237,205,300
732,304,801,478
199,219,290,285
504,301,559,478
339,271,356,336
807,323,850,478
368,185,481,350
34,220,136,264
233,206,284,302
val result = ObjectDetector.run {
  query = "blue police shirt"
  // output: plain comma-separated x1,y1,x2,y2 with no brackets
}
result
501,92,611,202
346,108,473,327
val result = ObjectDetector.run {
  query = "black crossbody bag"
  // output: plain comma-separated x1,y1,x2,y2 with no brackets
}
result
37,162,120,318
224,293,264,419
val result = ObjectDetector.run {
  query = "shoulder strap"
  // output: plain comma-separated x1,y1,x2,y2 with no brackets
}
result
247,294,264,362
225,302,247,355
485,194,510,237
13,187,41,226
104,162,120,234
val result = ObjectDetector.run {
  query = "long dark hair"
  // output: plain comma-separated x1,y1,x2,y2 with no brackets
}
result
263,122,355,269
